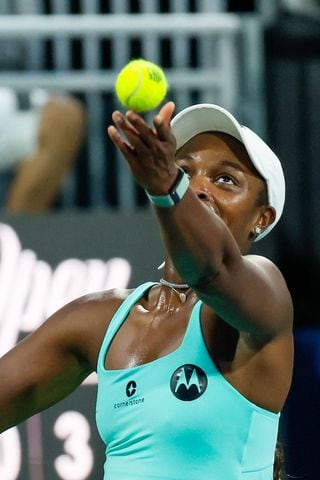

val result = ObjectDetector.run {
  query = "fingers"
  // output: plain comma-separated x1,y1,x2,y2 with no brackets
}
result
153,101,175,142
124,109,174,146
107,103,177,192
153,114,176,143
125,111,156,148
112,109,151,145
107,125,137,162
112,110,139,136
109,110,149,154
108,102,176,153
151,101,175,141
157,101,175,125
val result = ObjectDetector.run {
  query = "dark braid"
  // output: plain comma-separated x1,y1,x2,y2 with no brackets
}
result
274,442,286,480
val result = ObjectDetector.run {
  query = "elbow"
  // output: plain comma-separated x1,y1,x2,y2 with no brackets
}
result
179,238,238,291
187,267,222,293
187,250,236,293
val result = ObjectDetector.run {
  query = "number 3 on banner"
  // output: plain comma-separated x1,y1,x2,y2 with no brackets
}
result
54,411,94,480
0,427,21,480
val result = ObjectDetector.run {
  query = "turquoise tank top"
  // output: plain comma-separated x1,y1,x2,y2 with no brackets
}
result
96,282,280,480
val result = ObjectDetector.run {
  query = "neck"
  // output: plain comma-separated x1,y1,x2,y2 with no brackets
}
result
159,278,191,304
159,278,189,289
160,257,186,285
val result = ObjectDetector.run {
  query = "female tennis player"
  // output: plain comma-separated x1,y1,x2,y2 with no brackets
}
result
0,101,293,479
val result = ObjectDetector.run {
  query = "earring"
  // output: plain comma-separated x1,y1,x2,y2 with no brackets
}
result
255,226,263,236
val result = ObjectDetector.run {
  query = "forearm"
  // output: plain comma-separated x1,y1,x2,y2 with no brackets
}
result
0,368,89,434
154,187,239,287
107,105,239,286
0,345,92,434
0,391,39,433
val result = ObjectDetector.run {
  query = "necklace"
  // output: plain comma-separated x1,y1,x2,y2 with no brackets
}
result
159,278,191,303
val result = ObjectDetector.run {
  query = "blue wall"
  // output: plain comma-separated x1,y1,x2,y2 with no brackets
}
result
282,329,320,480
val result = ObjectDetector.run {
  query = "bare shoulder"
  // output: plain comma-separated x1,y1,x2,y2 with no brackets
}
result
47,287,132,324
244,254,293,333
32,287,134,369
245,253,283,273
244,254,290,292
57,287,133,319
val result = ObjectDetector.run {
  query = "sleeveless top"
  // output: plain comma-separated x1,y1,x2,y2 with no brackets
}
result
96,282,280,479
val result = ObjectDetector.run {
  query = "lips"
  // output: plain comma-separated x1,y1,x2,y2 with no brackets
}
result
204,195,221,218
198,199,220,219
193,187,221,218
208,203,220,216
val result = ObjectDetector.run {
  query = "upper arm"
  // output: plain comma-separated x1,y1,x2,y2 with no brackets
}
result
194,254,293,339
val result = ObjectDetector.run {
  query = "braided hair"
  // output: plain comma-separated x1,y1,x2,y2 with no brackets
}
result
274,442,287,480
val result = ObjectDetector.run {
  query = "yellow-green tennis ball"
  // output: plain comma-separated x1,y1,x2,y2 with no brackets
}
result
115,59,168,112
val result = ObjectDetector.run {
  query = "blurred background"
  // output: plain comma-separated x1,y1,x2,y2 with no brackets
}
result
0,1,319,479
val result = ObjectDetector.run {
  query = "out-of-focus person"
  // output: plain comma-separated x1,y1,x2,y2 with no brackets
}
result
0,87,85,213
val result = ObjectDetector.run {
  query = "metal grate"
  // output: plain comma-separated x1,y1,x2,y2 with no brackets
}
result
0,1,266,208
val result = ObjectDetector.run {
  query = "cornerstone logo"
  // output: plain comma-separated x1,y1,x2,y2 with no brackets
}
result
170,364,207,401
126,380,137,397
113,380,144,409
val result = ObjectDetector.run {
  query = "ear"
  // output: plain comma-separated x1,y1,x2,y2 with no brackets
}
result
250,206,276,240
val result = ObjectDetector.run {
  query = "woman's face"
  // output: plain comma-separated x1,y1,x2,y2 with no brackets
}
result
175,132,275,253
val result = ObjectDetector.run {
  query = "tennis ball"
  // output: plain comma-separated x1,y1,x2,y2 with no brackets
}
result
115,59,168,112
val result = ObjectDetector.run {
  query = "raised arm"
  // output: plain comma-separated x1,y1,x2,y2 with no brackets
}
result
107,104,293,340
156,194,292,338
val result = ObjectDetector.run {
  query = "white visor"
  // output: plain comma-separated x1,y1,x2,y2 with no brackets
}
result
171,103,285,241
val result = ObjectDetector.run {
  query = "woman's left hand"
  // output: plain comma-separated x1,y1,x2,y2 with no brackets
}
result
107,101,179,195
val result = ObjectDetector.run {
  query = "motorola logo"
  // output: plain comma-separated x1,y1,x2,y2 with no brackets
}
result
126,380,137,397
170,364,207,401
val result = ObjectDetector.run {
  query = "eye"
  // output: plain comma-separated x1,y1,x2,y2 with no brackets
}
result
216,174,236,185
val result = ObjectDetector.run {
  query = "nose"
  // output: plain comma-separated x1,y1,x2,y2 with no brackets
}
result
189,176,212,202
194,189,211,202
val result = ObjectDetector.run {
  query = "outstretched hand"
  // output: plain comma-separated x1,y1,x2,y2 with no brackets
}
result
107,101,179,195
